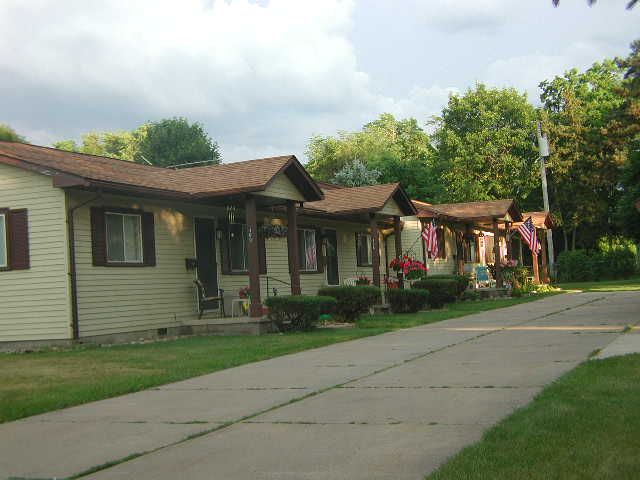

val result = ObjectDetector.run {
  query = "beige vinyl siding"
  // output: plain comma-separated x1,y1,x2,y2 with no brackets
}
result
0,164,71,341
379,198,403,216
258,172,305,201
400,215,457,275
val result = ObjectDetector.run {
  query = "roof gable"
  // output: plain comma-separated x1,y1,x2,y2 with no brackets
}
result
306,183,416,216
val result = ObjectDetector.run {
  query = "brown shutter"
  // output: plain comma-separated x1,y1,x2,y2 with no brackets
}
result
219,219,231,274
8,209,30,270
437,227,446,259
90,207,107,266
258,230,267,274
315,228,324,273
142,211,156,266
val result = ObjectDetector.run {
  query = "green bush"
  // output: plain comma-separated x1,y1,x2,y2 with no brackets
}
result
317,285,381,322
557,249,637,282
412,278,457,308
425,274,471,297
265,296,336,332
387,289,430,314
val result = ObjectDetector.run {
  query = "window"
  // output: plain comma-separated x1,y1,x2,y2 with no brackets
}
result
90,207,155,267
0,213,6,268
298,228,317,271
229,223,249,272
106,213,143,263
356,233,372,267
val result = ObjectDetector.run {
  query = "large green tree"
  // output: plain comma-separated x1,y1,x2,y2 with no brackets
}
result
540,60,626,249
0,124,26,143
53,118,220,168
430,84,539,205
305,113,437,200
136,117,220,168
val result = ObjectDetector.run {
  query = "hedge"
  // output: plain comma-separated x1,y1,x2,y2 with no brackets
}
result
412,278,458,308
424,274,471,297
387,289,430,314
557,249,637,282
317,285,381,322
265,295,336,332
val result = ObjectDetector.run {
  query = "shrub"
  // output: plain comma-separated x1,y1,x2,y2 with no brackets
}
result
387,289,430,314
557,248,637,282
265,296,336,332
425,274,471,297
412,278,457,308
317,285,381,322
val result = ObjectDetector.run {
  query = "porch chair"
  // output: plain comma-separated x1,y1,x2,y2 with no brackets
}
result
475,266,494,288
194,280,225,319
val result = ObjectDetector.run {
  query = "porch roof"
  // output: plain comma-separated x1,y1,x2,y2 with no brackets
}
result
0,141,323,202
511,211,554,230
413,199,522,224
304,182,417,216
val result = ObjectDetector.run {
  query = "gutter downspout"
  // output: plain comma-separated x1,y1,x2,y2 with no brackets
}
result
67,191,101,341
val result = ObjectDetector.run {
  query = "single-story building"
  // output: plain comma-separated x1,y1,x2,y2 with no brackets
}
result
0,141,416,348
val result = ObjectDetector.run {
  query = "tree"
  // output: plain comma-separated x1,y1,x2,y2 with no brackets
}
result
552,0,637,9
430,83,539,204
540,60,626,249
305,113,437,200
0,124,26,143
332,160,380,187
136,117,220,168
53,130,139,161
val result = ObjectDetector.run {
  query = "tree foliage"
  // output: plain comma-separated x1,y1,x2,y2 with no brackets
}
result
332,160,380,187
0,124,26,143
430,83,539,204
305,113,437,200
53,117,220,168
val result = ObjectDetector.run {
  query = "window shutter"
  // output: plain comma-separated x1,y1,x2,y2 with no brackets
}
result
218,219,231,274
437,227,446,259
355,233,362,266
90,207,107,266
142,211,156,266
258,230,267,274
8,209,30,270
315,228,324,273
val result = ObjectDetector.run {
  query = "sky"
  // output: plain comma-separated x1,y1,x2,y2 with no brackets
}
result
1,0,638,164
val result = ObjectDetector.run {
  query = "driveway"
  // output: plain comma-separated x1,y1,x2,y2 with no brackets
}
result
2,291,638,480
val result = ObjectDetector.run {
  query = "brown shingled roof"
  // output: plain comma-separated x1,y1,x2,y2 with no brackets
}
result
413,199,522,222
0,141,323,201
306,183,416,216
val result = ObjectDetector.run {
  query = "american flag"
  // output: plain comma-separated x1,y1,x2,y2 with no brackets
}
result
422,220,439,258
517,216,540,253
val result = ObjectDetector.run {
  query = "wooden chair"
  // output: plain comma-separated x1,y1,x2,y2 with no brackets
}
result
194,280,225,319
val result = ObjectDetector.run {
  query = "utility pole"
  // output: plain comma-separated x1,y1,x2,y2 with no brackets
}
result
536,121,555,277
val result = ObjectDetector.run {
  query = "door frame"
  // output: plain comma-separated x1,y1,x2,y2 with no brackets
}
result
324,228,340,286
193,216,220,312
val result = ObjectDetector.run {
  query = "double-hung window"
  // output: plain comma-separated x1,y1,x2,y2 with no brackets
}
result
0,212,7,268
229,223,249,272
356,233,372,267
297,228,317,272
105,212,143,263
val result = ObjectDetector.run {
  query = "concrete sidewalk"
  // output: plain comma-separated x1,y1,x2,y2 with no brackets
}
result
1,291,637,480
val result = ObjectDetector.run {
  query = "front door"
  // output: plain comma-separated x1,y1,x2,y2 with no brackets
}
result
195,218,219,309
325,229,339,285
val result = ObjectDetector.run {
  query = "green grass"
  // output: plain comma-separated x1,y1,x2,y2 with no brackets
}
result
0,292,560,424
555,277,640,292
427,354,640,480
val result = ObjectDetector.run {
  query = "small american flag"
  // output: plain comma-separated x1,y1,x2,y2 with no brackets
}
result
423,220,439,258
517,216,540,253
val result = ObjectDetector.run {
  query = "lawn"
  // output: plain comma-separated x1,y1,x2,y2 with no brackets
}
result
555,276,640,292
427,353,640,480
0,293,558,424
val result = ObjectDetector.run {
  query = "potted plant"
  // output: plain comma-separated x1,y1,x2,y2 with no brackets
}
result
355,275,371,286
238,286,250,299
389,255,428,283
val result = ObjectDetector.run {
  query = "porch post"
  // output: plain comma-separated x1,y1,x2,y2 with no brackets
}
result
505,222,513,260
369,213,381,289
493,218,503,288
393,216,404,289
286,200,301,295
245,195,262,317
539,229,549,283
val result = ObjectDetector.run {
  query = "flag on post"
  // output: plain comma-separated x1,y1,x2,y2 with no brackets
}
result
423,221,439,258
517,216,540,253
